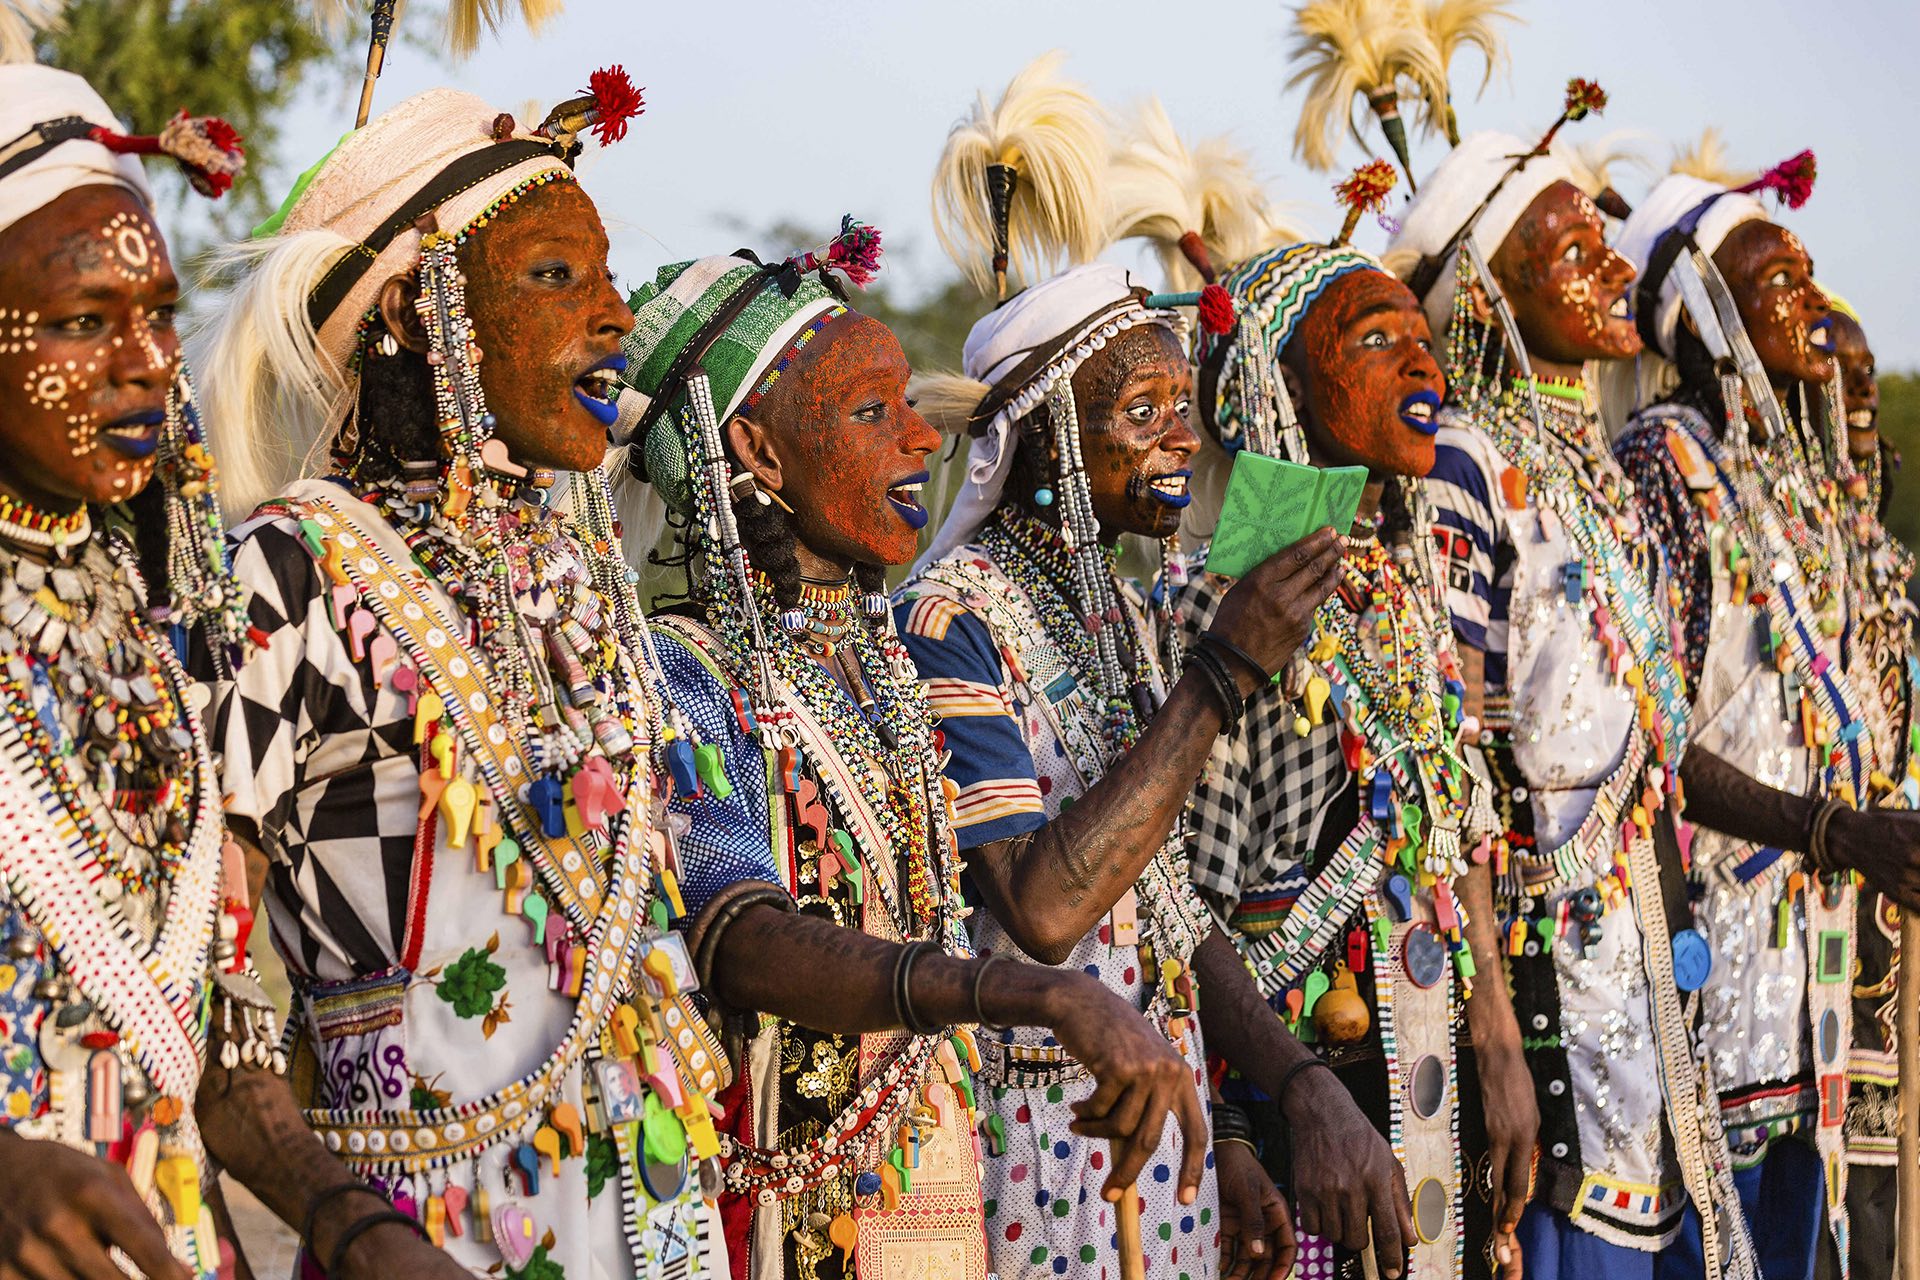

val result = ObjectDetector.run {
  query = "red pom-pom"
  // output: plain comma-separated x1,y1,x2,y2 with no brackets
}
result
586,65,645,146
1196,284,1235,336
1734,149,1816,210
1334,159,1399,218
1563,78,1607,121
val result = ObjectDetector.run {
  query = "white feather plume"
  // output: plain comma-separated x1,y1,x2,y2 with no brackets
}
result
1,0,62,65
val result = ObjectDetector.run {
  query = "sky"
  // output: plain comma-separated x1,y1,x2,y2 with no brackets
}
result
266,0,1920,366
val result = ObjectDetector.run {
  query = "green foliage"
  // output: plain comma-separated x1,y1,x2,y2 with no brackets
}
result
584,1130,619,1199
436,945,507,1019
1878,372,1919,557
505,1245,566,1280
39,0,341,235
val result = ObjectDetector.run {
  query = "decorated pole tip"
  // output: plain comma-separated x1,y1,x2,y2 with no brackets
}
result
1563,78,1608,122
538,65,646,150
1733,149,1817,210
1143,285,1236,336
1332,159,1399,246
788,215,886,289
1534,78,1606,156
92,113,246,199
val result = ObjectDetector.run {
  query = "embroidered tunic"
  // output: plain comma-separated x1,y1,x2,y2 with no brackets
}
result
215,478,719,1280
656,612,987,1280
1616,406,1861,1208
1426,407,1738,1256
0,538,232,1279
898,512,1220,1280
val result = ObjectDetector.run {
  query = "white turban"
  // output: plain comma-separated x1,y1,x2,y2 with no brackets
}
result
1386,131,1574,336
1613,174,1765,360
917,263,1175,569
0,65,151,240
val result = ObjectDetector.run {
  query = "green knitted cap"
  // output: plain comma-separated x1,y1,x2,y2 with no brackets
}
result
620,253,844,513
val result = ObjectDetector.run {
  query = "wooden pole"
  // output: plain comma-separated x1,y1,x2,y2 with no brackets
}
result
1116,1184,1145,1280
353,0,399,129
1898,910,1919,1280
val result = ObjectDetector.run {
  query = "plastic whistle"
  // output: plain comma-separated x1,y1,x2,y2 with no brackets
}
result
533,1126,563,1176
523,892,549,945
413,691,446,745
550,1102,583,1158
501,858,531,914
154,1155,202,1226
492,836,522,891
369,631,398,685
511,1142,541,1196
425,1194,447,1248
440,776,478,850
442,1184,468,1238
346,607,377,662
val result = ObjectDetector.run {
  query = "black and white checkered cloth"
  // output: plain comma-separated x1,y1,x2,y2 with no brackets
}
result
207,518,423,981
1174,567,1349,910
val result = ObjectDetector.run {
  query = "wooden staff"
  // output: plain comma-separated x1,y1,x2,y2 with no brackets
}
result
1899,910,1918,1280
1116,1184,1145,1280
354,0,399,128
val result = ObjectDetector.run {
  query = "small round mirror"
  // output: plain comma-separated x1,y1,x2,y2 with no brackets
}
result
1412,1176,1447,1242
1819,1008,1841,1064
1408,1054,1446,1119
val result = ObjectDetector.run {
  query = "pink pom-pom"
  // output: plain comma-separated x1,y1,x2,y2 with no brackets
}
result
1734,150,1816,211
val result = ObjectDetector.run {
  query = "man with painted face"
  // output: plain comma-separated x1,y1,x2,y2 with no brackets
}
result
197,82,725,1279
1389,109,1755,1279
1613,171,1920,1280
1155,192,1531,1278
614,242,1221,1280
0,62,474,1280
893,66,1409,1279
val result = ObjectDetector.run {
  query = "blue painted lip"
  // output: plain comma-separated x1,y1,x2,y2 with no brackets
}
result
1808,317,1835,353
586,352,628,374
1399,389,1442,436
573,386,620,425
887,470,931,529
1145,468,1193,508
100,408,164,458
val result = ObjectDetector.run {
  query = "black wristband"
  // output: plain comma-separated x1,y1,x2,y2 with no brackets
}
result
972,952,1010,1032
301,1182,389,1257
1185,645,1245,730
325,1210,424,1277
894,939,942,1037
1199,629,1274,684
1275,1056,1334,1113
1211,1099,1255,1144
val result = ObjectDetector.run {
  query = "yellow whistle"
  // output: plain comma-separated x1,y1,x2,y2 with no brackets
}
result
440,777,478,850
533,1125,563,1176
476,821,502,873
430,732,455,779
681,1103,720,1161
502,858,530,914
549,1102,583,1158
414,692,446,744
154,1154,201,1226
643,947,679,997
425,1194,447,1248
612,1005,643,1060
1305,674,1331,726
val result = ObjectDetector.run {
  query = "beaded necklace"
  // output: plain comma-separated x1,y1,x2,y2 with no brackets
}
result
0,534,197,897
0,496,89,555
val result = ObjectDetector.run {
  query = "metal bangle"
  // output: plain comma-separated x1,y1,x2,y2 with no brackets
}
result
1185,644,1245,730
894,939,941,1037
972,951,1010,1032
1807,795,1847,877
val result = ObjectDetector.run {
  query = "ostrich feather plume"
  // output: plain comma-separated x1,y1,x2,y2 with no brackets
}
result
1671,127,1756,187
1,0,62,65
932,51,1112,295
1286,0,1444,171
1406,0,1520,140
1107,98,1298,291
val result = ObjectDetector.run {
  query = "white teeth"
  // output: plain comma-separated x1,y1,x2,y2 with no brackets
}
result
1608,296,1629,318
1403,402,1432,421
890,482,923,495
1848,410,1875,429
576,369,619,400
1150,476,1189,494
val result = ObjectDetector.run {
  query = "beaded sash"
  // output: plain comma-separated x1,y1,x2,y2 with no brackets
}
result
0,657,221,1103
288,492,615,929
272,493,656,1175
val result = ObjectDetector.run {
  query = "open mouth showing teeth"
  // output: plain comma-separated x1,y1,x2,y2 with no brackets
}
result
1399,391,1441,436
886,473,930,530
572,354,628,427
1848,410,1875,429
1146,471,1193,508
1808,320,1835,353
101,410,163,459
1608,296,1630,319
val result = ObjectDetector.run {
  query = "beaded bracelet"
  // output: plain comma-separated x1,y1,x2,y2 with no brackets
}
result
894,939,941,1036
325,1209,425,1277
1185,644,1246,731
